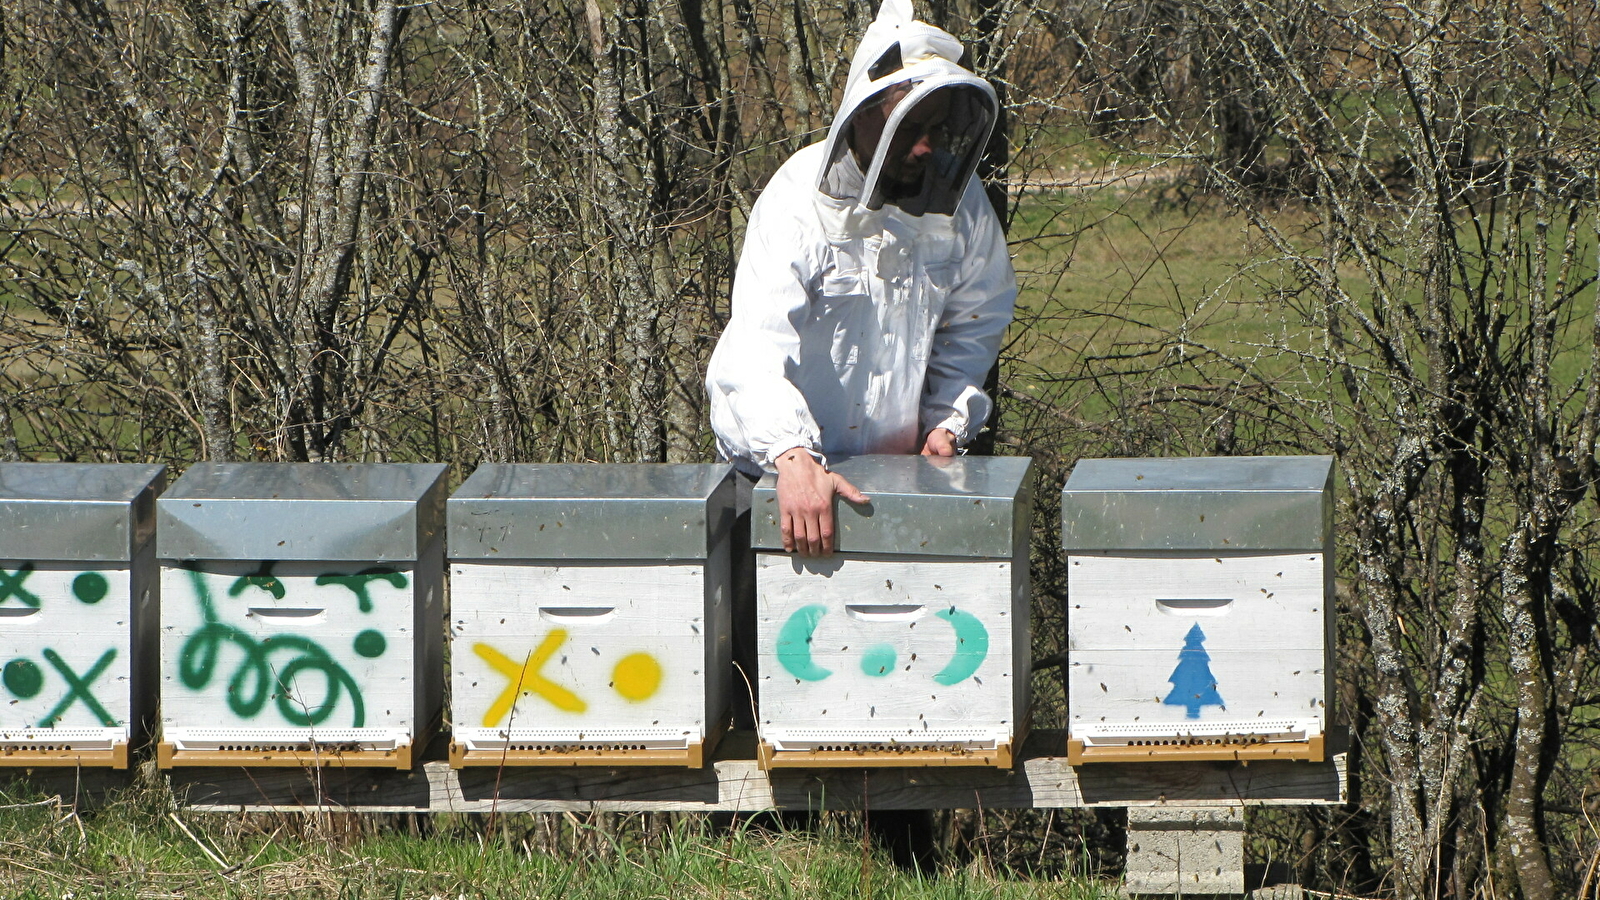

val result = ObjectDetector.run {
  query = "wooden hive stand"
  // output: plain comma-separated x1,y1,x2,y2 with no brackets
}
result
9,728,1350,899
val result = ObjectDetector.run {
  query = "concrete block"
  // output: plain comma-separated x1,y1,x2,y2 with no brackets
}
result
1245,862,1302,898
1248,886,1305,899
1124,805,1244,896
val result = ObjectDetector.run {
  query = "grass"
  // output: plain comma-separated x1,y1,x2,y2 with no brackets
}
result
1013,188,1313,344
0,780,1122,900
999,184,1329,440
1001,173,1600,433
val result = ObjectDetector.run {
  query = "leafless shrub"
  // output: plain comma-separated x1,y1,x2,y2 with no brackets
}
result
1036,2,1600,898
6,2,1600,896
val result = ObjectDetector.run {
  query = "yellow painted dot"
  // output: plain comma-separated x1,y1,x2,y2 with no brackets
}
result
612,652,662,702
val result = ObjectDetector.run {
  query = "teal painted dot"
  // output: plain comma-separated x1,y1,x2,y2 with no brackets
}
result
3,658,43,699
860,644,897,678
353,630,387,658
73,572,110,605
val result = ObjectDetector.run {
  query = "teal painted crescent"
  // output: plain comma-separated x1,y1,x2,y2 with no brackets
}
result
932,608,989,686
776,604,833,682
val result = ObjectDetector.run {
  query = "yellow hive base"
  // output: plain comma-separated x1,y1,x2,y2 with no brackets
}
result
757,740,1015,770
1067,734,1325,765
451,715,728,769
0,742,129,769
450,742,703,768
156,715,441,771
157,741,415,770
157,718,434,771
758,713,1028,771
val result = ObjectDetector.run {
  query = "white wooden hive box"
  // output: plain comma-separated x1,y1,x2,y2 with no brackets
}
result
0,463,166,766
753,456,1033,759
447,464,736,761
1062,456,1335,754
155,463,447,760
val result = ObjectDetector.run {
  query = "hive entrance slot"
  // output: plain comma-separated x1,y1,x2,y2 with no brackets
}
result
844,603,924,621
538,606,617,623
1154,597,1234,616
248,607,325,619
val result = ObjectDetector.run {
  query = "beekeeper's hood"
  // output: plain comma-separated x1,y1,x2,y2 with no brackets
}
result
815,0,997,240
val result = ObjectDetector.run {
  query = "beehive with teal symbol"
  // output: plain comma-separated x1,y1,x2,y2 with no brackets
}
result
0,463,166,768
1062,456,1335,764
753,455,1033,768
155,463,447,769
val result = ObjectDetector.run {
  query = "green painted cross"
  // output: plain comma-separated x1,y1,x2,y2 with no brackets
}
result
0,564,40,609
39,648,118,727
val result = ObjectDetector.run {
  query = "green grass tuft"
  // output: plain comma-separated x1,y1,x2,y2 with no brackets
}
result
0,782,1122,899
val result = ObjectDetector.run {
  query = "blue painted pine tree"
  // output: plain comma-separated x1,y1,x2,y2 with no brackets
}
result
1163,623,1224,719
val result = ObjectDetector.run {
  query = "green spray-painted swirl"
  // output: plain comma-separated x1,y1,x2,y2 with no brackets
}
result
315,568,407,613
180,570,366,727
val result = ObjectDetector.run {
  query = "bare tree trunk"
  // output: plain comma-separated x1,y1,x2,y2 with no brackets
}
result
280,0,403,460
1498,159,1564,900
584,0,667,462
0,403,17,462
781,0,815,137
1350,456,1430,899
1501,521,1555,900
64,0,234,460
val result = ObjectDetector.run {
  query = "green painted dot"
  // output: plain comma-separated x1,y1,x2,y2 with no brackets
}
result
3,658,43,699
353,630,387,658
73,572,110,605
860,644,897,678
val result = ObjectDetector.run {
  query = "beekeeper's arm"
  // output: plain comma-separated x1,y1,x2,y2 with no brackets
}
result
706,200,866,558
918,178,1016,455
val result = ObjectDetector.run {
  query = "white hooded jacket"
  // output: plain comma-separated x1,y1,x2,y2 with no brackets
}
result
706,0,1016,475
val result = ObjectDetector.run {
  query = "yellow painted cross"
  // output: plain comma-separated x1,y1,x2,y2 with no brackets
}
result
474,630,586,725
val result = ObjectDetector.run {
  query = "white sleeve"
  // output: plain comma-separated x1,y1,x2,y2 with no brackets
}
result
705,192,827,472
920,179,1017,444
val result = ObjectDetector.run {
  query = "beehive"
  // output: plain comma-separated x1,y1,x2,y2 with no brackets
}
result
0,463,166,768
1062,456,1335,763
447,464,736,767
753,455,1033,768
155,463,447,769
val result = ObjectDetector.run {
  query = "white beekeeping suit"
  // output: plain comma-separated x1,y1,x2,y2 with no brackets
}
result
706,0,1016,477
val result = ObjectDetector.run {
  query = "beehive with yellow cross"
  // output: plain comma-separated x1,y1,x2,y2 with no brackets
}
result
446,464,736,768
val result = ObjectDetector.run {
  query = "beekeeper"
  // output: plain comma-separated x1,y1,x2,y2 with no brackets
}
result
706,0,1016,558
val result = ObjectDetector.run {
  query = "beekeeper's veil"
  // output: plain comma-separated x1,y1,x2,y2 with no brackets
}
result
816,0,997,238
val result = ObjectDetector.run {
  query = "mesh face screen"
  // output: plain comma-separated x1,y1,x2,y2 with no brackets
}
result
821,82,995,218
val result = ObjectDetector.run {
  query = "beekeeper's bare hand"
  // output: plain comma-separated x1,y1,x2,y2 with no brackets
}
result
774,449,868,557
920,428,958,457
